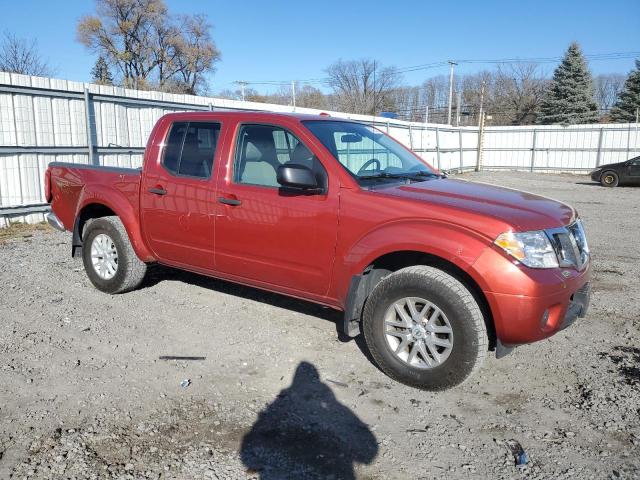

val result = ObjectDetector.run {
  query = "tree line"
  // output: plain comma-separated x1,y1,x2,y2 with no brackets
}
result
1,0,638,126
223,44,638,126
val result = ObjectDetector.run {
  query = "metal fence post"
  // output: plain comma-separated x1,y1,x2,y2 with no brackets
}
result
435,126,441,170
458,129,463,173
635,108,640,157
596,127,604,167
84,88,97,166
208,103,213,111
408,124,413,150
530,129,537,172
9,93,24,208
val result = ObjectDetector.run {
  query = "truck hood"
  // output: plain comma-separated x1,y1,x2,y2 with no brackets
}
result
379,178,576,233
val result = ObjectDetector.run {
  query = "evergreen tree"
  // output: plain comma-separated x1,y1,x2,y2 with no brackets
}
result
537,43,599,125
609,59,640,123
91,56,113,85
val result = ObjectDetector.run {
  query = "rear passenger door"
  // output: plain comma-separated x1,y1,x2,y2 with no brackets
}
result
214,123,339,297
141,121,220,270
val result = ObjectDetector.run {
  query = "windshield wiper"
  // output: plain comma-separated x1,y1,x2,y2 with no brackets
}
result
359,171,444,181
358,172,409,180
411,171,445,178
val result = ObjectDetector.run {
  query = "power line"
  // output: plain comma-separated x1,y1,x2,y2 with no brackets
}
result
458,52,640,64
233,51,640,87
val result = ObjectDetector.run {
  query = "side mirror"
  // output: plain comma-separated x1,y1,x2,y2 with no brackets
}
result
277,164,319,190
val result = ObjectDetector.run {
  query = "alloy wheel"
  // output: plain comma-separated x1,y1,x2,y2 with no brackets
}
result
384,297,454,369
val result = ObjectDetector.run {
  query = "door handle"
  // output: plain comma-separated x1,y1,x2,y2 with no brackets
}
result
148,187,167,195
218,197,242,206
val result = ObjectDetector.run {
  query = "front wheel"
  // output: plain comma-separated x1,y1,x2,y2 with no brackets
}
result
362,266,488,390
82,216,147,294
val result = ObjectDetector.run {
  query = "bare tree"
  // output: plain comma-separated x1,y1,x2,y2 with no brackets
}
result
77,0,166,89
389,86,422,121
153,18,182,89
381,65,546,126
171,15,220,95
0,32,54,76
77,0,219,94
420,76,451,123
218,87,267,103
326,59,400,115
594,73,625,113
491,63,547,125
294,84,327,109
458,71,493,124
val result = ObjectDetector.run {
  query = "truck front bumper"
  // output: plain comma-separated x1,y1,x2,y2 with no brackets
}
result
472,246,592,346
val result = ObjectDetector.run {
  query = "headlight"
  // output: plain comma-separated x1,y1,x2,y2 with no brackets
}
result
494,231,559,268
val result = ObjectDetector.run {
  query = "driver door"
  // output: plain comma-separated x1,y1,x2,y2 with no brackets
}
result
214,123,339,296
628,158,640,184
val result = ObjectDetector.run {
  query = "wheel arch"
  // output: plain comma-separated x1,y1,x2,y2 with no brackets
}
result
73,189,154,262
342,249,496,351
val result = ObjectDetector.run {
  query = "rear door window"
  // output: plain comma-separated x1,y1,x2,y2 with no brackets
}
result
161,121,220,178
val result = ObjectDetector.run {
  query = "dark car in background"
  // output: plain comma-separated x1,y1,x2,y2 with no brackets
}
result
590,156,640,187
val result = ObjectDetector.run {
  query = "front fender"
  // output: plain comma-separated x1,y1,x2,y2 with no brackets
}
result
334,219,493,306
76,184,155,262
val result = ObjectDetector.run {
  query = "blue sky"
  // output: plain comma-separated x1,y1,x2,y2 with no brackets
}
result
2,0,639,93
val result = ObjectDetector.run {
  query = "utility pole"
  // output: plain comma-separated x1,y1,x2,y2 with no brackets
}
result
234,81,248,102
476,111,486,172
424,104,429,124
456,90,462,127
291,80,296,110
447,60,457,125
477,80,486,126
475,81,487,172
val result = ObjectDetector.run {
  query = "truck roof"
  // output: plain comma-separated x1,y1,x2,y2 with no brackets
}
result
160,111,356,123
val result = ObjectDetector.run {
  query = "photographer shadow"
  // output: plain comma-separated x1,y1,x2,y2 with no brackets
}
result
240,361,378,479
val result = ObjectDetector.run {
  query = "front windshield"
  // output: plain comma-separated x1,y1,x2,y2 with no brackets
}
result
303,120,438,184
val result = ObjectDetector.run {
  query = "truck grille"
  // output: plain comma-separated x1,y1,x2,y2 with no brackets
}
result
547,220,590,270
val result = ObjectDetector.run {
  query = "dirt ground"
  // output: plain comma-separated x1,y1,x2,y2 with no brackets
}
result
1,171,639,479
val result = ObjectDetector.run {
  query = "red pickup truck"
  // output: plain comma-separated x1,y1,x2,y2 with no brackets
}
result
45,111,591,390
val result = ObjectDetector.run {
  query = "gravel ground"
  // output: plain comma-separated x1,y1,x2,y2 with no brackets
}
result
1,171,639,479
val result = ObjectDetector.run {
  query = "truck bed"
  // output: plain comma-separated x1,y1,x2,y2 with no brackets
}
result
47,162,142,232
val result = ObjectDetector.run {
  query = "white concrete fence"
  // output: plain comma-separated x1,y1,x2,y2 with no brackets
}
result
1,72,639,226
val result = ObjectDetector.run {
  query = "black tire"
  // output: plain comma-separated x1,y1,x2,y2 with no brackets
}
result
362,266,488,391
600,171,619,187
82,216,147,294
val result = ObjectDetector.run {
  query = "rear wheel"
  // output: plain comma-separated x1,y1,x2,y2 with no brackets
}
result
82,216,147,294
362,266,488,390
601,171,619,187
